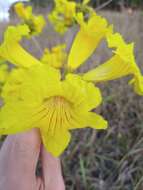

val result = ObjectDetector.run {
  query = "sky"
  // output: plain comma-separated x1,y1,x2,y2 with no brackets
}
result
0,0,28,20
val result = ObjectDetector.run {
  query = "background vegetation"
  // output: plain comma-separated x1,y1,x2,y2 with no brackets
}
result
30,0,143,8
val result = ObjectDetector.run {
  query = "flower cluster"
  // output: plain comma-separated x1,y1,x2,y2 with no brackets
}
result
14,2,46,35
41,44,67,69
0,0,143,156
48,0,91,34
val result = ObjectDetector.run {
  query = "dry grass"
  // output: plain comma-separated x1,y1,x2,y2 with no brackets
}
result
1,10,143,190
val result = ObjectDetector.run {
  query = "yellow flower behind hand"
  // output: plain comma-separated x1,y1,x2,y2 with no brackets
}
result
14,2,46,35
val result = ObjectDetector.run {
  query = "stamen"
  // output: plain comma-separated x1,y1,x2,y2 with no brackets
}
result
39,96,73,135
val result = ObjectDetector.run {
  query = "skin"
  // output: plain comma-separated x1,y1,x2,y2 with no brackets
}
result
0,129,65,190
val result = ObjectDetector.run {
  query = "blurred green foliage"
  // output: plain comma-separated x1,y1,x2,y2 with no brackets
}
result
29,0,143,8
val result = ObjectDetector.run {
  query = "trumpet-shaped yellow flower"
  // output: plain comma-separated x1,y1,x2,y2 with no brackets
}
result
0,25,41,68
0,0,143,157
41,44,67,69
83,33,143,95
67,12,112,70
0,64,107,156
14,2,46,35
48,0,76,33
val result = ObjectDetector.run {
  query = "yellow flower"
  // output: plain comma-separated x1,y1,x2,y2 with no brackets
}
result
67,12,112,70
83,32,143,95
32,15,46,34
48,0,76,34
14,2,32,20
0,64,107,156
14,2,46,35
0,25,41,68
48,0,99,34
41,44,67,69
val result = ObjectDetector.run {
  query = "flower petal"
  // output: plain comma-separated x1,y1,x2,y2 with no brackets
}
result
67,12,111,70
0,102,40,135
64,73,102,110
41,129,71,157
86,112,108,129
68,110,107,130
129,74,143,96
83,33,143,95
2,64,61,102
0,65,62,135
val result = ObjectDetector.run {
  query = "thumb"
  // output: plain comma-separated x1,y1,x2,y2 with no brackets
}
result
0,128,41,182
41,145,65,190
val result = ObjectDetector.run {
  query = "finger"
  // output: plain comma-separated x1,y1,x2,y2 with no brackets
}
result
0,128,41,180
37,177,44,190
41,145,65,190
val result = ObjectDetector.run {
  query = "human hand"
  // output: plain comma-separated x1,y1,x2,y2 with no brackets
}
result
0,129,65,190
